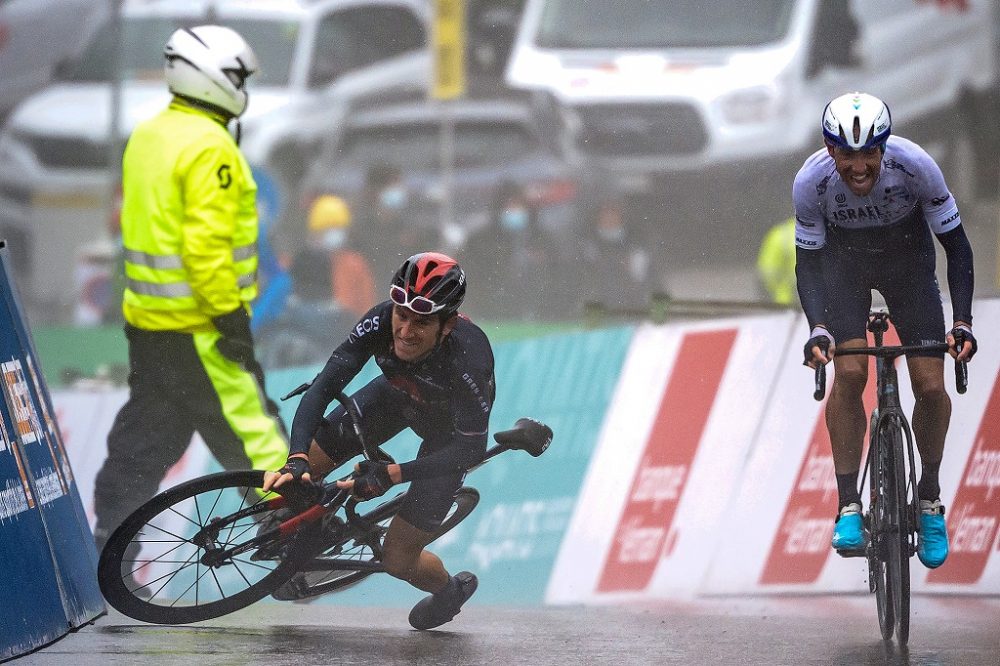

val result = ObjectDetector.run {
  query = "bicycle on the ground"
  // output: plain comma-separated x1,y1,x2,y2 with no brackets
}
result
812,310,967,646
97,390,552,625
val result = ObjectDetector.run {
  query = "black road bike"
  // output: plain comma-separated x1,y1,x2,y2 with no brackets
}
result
813,311,967,646
98,391,552,625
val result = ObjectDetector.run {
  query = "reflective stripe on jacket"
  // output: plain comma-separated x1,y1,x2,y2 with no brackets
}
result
121,99,258,331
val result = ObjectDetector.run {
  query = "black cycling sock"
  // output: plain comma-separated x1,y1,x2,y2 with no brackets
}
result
918,460,941,502
836,471,861,510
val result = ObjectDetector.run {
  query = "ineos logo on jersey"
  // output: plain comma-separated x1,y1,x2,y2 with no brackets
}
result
931,194,951,207
217,165,232,189
348,315,380,342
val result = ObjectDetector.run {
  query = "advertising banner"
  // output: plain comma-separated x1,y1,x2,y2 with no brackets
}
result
0,242,104,661
546,313,797,603
704,301,1000,595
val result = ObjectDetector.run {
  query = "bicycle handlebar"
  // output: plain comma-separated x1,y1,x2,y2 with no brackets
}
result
812,343,968,400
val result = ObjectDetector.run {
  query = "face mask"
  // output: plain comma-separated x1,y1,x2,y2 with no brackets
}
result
379,186,408,211
319,229,346,250
501,208,528,231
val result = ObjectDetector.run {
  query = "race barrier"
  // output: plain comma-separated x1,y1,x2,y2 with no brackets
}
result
49,301,1000,611
0,242,104,662
551,300,1000,602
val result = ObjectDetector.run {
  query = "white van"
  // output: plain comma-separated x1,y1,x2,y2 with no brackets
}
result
506,0,999,264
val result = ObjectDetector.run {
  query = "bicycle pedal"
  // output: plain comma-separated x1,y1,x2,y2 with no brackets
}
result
836,547,867,558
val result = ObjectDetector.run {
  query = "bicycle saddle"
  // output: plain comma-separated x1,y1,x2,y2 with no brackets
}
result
493,418,553,457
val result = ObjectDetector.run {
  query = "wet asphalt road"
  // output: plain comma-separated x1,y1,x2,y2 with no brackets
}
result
14,595,999,666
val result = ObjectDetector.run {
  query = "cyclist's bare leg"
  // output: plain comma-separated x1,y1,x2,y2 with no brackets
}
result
827,339,869,475
305,440,341,478
381,515,449,593
906,355,950,497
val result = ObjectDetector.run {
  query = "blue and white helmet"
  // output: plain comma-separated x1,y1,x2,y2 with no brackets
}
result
822,92,891,151
164,25,257,118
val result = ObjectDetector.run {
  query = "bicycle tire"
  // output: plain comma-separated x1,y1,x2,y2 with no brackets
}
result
885,414,912,645
868,414,894,641
275,486,480,601
98,470,307,624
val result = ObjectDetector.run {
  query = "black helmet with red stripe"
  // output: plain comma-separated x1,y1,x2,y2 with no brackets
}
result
390,252,466,317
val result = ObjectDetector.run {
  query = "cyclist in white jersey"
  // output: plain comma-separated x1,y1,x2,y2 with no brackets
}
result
795,92,977,569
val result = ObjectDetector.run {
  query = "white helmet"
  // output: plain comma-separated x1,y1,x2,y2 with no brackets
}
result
822,92,891,151
164,25,258,118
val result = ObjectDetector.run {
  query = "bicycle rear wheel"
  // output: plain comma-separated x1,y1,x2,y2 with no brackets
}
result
98,471,307,624
275,486,480,601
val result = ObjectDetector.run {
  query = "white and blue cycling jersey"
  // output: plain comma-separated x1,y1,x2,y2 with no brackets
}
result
792,135,974,347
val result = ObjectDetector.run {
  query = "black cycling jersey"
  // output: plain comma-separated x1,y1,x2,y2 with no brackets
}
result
288,301,495,482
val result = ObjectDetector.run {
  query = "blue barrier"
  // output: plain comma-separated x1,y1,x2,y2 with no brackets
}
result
0,241,104,661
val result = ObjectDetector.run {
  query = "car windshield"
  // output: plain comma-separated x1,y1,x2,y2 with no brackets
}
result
535,0,796,49
336,121,538,170
66,16,299,87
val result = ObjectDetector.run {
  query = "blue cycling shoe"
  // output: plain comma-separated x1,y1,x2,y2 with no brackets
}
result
831,502,866,550
917,499,949,569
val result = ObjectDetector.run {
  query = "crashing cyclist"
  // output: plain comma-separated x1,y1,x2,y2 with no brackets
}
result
263,252,492,630
795,92,977,569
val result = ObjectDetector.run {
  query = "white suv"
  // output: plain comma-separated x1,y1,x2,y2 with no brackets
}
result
0,0,429,322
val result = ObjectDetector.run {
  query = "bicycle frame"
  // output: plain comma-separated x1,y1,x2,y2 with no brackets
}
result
811,311,967,645
222,390,518,574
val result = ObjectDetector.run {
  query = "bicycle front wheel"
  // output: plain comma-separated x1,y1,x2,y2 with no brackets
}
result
883,414,912,645
98,471,306,624
276,486,480,601
868,416,894,640
869,413,912,644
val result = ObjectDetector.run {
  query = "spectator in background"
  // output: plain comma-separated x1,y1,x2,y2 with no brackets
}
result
351,163,438,282
464,180,548,320
577,199,652,313
756,216,798,306
256,195,376,368
290,194,376,317
251,166,292,333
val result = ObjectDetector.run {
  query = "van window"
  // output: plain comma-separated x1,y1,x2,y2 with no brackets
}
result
66,16,299,86
66,17,299,86
535,0,796,49
309,7,426,88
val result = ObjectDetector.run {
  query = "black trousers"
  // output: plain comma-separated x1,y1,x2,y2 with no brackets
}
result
92,326,286,547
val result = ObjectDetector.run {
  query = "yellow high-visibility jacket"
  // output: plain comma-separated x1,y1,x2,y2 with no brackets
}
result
757,217,797,306
120,99,258,332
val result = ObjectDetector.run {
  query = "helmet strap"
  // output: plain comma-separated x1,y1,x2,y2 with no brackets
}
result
173,94,235,125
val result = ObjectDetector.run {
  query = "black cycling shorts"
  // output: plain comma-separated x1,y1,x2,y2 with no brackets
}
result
312,376,464,533
823,254,946,357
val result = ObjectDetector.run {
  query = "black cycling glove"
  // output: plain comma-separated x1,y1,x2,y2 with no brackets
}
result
278,456,311,482
949,325,978,360
351,461,393,501
213,307,255,364
802,327,834,366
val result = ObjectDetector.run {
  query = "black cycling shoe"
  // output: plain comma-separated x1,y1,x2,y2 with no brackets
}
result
408,571,478,631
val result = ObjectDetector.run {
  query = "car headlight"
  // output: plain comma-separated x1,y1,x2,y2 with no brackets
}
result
715,85,782,125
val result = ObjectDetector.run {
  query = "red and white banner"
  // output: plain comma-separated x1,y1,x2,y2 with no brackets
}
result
547,313,797,603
